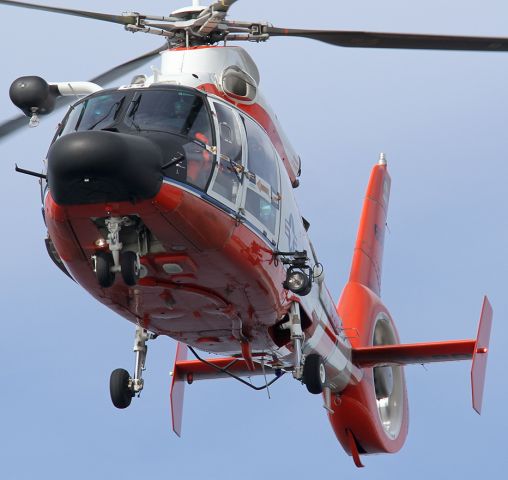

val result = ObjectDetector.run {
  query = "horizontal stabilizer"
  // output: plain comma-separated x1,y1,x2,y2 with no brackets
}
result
352,339,475,367
170,347,276,436
352,296,493,414
172,357,275,382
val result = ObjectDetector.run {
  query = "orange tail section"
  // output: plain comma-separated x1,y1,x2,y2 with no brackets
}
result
331,160,493,468
349,157,390,296
332,160,409,461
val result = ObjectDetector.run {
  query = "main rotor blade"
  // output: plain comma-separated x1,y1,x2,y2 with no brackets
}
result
266,27,508,52
0,0,138,26
0,45,167,141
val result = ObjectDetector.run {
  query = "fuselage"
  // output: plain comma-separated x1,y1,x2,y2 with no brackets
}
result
43,45,356,390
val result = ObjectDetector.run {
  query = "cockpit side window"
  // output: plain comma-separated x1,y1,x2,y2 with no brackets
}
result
210,102,243,204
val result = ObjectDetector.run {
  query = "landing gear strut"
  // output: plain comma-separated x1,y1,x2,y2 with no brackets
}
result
280,302,305,379
281,303,333,411
110,325,156,409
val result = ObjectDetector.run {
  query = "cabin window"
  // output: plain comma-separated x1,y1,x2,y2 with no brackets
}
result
210,102,244,205
245,188,277,233
243,116,278,193
242,116,280,235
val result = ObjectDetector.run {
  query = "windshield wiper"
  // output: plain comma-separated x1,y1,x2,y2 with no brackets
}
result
128,95,142,131
87,99,124,130
180,97,203,136
161,152,185,170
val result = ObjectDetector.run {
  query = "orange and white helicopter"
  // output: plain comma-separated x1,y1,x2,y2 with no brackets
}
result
0,0,499,468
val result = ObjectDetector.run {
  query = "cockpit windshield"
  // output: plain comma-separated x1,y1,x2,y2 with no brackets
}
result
61,92,126,135
60,89,212,141
125,90,212,141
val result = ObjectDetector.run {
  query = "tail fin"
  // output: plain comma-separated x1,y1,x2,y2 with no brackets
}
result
349,157,391,296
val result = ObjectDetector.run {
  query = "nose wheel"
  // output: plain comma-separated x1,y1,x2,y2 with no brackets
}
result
120,250,140,286
94,251,115,288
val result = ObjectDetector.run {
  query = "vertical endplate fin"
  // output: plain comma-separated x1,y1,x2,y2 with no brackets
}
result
471,296,493,414
170,342,189,437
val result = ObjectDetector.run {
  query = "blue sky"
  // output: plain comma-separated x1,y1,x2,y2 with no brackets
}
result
1,1,507,478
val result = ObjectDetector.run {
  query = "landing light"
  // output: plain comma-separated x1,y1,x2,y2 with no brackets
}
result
95,238,107,248
283,267,312,296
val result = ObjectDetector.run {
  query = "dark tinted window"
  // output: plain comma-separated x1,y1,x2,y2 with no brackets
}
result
61,92,126,135
125,90,212,141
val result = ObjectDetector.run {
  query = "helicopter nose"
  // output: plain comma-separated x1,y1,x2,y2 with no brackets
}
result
47,131,163,205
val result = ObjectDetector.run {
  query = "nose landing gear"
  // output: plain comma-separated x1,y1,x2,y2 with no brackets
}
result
110,325,157,409
92,216,141,288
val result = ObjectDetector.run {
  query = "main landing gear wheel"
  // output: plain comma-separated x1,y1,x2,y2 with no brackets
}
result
110,368,133,409
95,251,115,288
302,354,326,394
120,250,139,286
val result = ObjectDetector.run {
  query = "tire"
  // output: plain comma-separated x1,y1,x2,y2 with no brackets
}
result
110,368,133,409
120,251,139,286
302,354,326,394
95,251,115,288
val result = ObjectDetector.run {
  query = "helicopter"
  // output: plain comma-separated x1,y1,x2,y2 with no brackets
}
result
0,0,501,469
